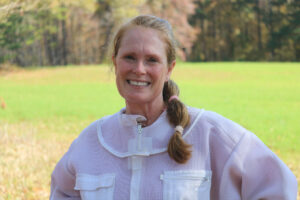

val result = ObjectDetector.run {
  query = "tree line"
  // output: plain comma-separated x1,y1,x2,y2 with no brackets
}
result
0,0,298,67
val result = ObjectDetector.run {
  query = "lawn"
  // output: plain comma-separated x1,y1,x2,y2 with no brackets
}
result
0,62,299,199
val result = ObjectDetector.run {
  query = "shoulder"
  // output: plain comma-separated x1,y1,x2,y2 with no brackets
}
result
76,112,118,143
188,106,246,136
188,106,247,150
203,110,246,138
64,112,119,156
65,112,119,167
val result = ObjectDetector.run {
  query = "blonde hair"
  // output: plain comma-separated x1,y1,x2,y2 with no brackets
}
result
163,80,191,164
112,15,191,164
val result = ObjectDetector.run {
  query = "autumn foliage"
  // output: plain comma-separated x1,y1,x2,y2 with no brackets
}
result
0,0,298,67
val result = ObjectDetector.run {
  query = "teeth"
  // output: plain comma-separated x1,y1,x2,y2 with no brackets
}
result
129,80,148,86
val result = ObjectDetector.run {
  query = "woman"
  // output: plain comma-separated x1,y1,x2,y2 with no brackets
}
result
50,15,297,200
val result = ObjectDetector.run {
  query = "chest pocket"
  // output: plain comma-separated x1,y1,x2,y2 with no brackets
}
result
160,170,211,200
74,173,115,200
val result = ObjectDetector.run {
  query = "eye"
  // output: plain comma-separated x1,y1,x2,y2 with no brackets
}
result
148,57,158,63
124,55,135,60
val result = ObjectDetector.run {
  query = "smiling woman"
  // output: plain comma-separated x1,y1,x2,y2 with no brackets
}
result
50,15,297,200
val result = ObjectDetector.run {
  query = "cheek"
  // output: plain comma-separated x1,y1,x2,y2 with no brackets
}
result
115,61,129,77
154,67,169,82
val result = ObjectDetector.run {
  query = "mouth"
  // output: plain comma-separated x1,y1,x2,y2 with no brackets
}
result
127,80,150,86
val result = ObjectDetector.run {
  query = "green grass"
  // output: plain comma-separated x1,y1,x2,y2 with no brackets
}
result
0,62,299,199
1,62,300,152
1,62,299,153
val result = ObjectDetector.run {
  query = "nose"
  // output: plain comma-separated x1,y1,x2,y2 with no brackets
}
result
133,61,146,75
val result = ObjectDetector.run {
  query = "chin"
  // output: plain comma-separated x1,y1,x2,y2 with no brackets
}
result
123,94,151,104
126,97,149,104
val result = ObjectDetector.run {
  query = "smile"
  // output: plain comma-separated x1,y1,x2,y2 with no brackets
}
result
127,80,150,86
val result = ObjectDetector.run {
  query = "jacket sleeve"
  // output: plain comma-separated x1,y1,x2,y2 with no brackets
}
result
219,131,298,200
50,142,80,200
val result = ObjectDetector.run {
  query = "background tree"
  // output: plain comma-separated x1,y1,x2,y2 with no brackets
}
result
143,0,197,60
0,0,298,66
94,0,144,63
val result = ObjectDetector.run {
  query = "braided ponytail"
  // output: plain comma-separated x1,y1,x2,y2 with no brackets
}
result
163,80,191,164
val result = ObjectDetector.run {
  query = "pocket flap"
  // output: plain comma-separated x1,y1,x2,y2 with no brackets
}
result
160,170,212,182
74,173,115,191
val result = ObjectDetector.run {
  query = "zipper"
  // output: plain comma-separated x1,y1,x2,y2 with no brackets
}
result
137,122,143,151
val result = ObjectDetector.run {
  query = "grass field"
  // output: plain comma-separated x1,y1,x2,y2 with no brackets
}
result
0,62,299,199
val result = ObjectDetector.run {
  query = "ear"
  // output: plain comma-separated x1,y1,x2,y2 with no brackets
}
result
166,60,175,81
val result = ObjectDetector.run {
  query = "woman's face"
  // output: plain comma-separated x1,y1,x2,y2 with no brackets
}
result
113,26,175,106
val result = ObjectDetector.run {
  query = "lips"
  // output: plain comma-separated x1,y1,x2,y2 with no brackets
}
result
127,80,150,86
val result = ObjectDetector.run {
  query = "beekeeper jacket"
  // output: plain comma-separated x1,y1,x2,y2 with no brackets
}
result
50,107,298,200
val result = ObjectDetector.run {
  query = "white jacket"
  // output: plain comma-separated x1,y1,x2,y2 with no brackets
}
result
50,107,298,200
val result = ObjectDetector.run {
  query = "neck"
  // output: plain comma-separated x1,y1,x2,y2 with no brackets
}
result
125,98,165,126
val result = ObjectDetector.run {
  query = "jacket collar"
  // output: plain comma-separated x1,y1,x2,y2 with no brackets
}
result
118,108,167,129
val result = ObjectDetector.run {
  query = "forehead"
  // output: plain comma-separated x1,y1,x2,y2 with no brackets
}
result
119,26,166,55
